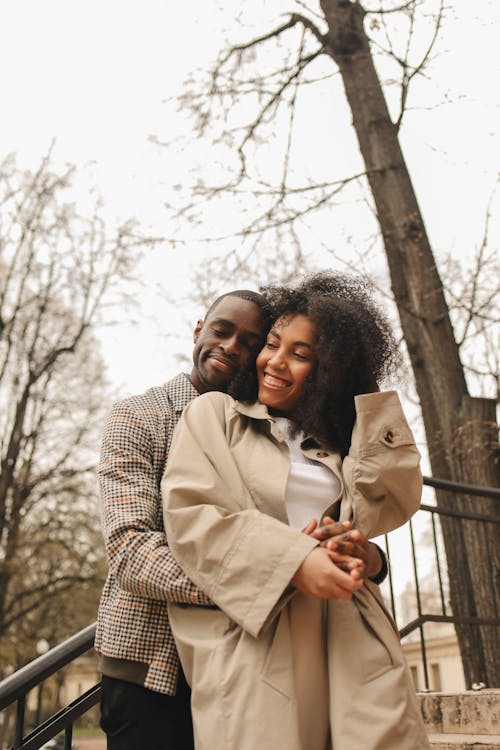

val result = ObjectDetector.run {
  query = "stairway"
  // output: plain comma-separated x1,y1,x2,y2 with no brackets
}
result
418,690,500,749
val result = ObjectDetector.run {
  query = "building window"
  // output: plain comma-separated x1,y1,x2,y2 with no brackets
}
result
430,663,441,692
410,665,419,690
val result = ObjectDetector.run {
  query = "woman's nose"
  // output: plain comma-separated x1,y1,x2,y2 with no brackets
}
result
268,349,285,368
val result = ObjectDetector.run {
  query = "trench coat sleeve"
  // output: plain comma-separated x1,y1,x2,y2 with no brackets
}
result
341,391,422,538
162,393,318,638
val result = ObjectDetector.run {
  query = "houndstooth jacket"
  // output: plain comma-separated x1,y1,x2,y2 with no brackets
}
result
95,373,212,695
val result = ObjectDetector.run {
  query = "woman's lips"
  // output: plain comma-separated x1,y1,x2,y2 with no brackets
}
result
262,372,291,389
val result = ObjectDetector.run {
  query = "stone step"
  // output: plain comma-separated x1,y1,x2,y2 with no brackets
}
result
427,734,500,750
418,691,500,736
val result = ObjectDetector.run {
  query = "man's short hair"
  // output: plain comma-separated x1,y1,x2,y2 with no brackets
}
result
204,290,266,320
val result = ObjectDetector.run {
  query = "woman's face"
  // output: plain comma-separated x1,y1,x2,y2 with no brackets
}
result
256,314,316,417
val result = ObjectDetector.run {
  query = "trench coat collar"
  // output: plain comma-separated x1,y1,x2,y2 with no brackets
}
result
233,399,330,454
233,399,285,442
234,399,343,520
233,398,271,421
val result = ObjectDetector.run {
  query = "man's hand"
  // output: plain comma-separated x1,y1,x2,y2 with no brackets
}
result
312,517,383,581
291,547,364,599
302,518,365,578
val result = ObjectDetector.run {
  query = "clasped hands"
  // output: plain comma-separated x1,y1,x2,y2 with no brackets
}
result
291,517,382,600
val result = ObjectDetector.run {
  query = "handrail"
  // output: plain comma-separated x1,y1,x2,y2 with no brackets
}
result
10,685,102,750
0,623,96,710
399,613,500,640
420,502,500,523
422,475,500,499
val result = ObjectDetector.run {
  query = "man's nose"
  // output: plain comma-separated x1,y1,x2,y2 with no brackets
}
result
221,335,240,356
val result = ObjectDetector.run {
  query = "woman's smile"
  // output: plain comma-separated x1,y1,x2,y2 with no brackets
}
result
262,372,292,389
256,313,316,416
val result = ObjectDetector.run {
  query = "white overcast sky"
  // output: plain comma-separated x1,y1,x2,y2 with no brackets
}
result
1,0,499,399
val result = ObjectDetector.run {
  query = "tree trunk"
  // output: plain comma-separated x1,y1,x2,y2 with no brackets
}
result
320,0,500,686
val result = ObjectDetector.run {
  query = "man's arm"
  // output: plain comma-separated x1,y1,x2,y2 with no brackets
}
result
99,397,213,605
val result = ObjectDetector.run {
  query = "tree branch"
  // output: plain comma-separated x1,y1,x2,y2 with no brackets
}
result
215,12,325,72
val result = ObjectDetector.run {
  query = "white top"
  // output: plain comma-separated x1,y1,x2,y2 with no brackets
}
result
274,417,341,530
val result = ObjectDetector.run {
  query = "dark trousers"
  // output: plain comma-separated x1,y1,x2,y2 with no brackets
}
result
100,673,194,750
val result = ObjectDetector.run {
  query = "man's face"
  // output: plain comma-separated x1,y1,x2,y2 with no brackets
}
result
190,295,265,394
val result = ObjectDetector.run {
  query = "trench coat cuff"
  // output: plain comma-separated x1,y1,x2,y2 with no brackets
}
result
239,534,319,638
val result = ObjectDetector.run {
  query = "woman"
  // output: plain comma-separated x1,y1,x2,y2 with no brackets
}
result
162,272,429,750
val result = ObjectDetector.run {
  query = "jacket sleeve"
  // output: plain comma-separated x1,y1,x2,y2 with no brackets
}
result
162,393,318,638
341,391,423,538
98,397,213,606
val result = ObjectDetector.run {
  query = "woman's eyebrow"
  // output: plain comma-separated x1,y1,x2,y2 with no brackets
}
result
269,329,313,350
294,341,313,350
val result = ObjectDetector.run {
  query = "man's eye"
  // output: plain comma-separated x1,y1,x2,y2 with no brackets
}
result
294,352,309,360
213,329,227,337
266,341,278,349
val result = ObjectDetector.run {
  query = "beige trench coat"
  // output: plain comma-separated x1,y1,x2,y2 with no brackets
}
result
162,391,430,750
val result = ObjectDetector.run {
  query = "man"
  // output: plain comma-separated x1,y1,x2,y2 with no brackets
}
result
96,290,268,750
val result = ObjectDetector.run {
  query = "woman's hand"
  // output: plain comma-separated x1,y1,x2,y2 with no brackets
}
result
302,518,319,536
314,517,383,581
302,517,367,579
291,547,364,599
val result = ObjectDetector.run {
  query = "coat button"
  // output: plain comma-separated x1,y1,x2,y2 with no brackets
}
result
316,451,328,458
384,430,394,443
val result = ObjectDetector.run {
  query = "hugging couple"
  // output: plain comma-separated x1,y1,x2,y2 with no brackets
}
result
96,271,430,750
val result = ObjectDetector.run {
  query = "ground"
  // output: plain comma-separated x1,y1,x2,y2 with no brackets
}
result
75,738,106,750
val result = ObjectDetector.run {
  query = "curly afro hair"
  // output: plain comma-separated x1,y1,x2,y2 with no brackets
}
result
229,271,401,456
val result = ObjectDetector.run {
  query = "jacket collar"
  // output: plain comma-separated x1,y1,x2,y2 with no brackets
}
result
166,372,199,412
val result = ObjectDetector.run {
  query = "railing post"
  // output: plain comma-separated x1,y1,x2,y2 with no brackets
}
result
384,533,397,624
14,696,25,749
64,724,73,750
431,513,447,616
409,518,430,690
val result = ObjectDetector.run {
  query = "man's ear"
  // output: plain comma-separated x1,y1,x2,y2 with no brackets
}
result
193,319,204,342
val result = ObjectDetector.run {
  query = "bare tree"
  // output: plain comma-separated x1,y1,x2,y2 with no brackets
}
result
0,152,145,665
164,1,500,686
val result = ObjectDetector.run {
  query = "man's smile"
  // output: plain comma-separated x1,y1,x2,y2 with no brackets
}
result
207,354,235,371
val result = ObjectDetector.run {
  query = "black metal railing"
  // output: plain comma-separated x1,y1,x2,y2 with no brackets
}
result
381,476,500,691
1,476,499,747
0,625,98,750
